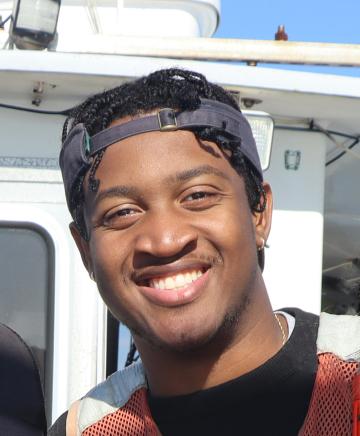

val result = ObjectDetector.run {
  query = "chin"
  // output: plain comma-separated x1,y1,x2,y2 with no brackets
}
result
159,328,219,353
126,291,251,355
140,307,244,354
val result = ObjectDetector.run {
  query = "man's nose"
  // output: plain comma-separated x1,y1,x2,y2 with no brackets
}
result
133,209,198,260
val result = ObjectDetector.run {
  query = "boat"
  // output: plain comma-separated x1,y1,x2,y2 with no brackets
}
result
0,0,359,424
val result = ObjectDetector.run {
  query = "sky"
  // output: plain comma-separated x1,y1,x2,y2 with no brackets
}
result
214,0,360,77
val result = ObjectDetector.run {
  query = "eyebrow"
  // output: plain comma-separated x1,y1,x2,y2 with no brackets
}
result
93,185,141,206
170,165,231,183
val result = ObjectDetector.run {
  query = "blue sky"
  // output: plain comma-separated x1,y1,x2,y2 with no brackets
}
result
214,0,360,77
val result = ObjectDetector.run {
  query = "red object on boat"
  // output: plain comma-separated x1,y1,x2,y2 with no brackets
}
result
353,371,360,436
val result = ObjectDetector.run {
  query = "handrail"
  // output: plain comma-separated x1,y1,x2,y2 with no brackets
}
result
56,35,360,67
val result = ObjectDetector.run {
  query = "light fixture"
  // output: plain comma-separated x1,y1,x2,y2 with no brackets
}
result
243,111,274,171
11,0,61,50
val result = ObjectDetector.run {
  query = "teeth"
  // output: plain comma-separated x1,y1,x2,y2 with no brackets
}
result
149,269,203,290
165,277,174,289
175,274,186,287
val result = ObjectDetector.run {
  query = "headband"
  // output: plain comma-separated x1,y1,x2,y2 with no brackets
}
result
60,98,262,218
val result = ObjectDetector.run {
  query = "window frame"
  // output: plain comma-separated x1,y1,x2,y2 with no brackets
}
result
0,204,71,423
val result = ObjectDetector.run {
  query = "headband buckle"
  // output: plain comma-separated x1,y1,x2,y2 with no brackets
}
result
83,130,92,157
157,108,178,131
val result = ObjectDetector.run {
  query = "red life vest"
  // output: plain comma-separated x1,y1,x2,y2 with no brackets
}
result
73,313,360,436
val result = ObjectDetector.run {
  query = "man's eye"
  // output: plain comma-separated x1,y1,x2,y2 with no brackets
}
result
103,207,140,228
185,191,212,201
115,208,135,217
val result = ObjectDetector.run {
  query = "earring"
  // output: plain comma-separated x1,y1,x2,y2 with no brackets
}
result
90,271,95,281
257,238,265,251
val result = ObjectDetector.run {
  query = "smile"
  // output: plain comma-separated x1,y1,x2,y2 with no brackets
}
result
136,267,210,307
149,269,204,291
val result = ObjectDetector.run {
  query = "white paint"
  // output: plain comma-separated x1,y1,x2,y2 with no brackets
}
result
0,109,64,158
265,210,324,313
55,0,219,46
1,50,360,100
1,0,219,50
263,129,327,314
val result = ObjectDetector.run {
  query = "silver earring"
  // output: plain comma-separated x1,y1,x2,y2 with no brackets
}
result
90,271,95,281
258,238,265,251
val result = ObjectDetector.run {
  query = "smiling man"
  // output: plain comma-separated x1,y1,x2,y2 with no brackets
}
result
50,69,360,436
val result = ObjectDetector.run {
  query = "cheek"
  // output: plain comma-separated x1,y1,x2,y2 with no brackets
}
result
89,233,129,293
206,202,258,292
90,237,136,322
203,201,256,255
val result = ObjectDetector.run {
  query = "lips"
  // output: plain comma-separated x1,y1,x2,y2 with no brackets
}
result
134,265,211,307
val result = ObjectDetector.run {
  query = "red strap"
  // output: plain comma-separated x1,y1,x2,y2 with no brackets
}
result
353,373,360,436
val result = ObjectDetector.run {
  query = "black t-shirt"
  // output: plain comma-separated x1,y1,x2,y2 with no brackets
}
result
148,308,318,436
49,308,318,436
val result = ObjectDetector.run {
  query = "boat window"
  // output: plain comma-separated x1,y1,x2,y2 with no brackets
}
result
0,224,54,414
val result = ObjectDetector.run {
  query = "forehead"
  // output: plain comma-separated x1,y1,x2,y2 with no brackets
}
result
90,128,241,191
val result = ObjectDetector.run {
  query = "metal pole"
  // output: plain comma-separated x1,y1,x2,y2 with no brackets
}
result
57,36,360,67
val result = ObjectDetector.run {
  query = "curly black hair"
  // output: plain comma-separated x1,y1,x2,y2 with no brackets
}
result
62,68,266,239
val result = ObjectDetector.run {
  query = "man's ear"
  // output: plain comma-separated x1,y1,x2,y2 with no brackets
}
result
69,222,92,274
253,182,273,248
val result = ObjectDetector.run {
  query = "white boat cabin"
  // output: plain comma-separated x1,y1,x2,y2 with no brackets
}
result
0,0,359,424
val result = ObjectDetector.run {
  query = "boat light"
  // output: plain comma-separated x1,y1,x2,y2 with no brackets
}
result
244,111,274,171
11,0,61,50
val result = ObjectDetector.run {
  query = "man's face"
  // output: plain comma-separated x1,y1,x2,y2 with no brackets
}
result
74,125,271,352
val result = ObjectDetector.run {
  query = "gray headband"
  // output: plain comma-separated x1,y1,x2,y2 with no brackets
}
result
60,98,262,218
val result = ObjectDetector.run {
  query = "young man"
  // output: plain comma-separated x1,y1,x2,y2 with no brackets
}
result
50,68,360,435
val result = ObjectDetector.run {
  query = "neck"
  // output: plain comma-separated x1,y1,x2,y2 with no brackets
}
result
135,282,284,397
